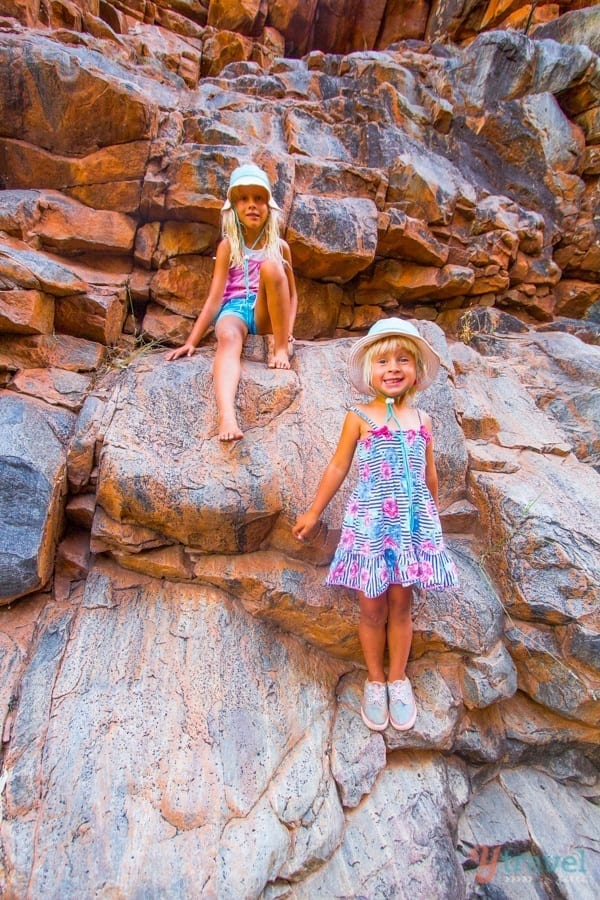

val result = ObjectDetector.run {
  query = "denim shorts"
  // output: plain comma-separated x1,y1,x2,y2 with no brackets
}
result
215,294,257,334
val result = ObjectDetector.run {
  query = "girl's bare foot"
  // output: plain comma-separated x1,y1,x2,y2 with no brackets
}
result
218,416,243,441
268,349,291,369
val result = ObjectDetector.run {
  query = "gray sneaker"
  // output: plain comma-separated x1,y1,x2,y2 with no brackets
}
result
361,680,389,731
388,678,417,731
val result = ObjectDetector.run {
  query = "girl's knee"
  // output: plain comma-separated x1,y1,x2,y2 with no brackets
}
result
215,328,244,352
359,603,388,628
259,259,287,288
388,591,412,620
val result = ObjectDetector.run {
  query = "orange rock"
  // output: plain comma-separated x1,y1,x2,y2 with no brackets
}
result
294,276,342,339
366,259,474,301
581,146,600,176
0,334,105,371
128,268,152,302
162,146,243,225
553,279,600,318
34,192,136,256
154,221,217,267
348,305,387,330
141,302,192,345
127,23,202,87
134,222,161,269
574,105,600,144
377,210,449,266
500,286,555,322
200,29,255,77
0,240,87,296
68,181,143,215
294,158,386,205
0,290,55,335
207,0,267,34
509,251,561,286
192,549,360,660
9,367,92,411
0,32,157,156
55,528,91,581
268,0,318,56
65,493,96,529
376,1,429,46
112,544,193,580
54,289,126,345
91,505,171,554
66,394,106,493
309,0,387,54
287,195,378,282
0,138,149,213
468,267,510,296
388,152,475,224
150,255,214,317
284,107,352,162
506,620,599,726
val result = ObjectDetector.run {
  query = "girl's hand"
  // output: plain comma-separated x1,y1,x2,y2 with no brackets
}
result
165,343,197,361
292,512,321,542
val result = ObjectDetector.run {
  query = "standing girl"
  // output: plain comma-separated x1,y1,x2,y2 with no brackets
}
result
293,318,458,732
166,163,297,441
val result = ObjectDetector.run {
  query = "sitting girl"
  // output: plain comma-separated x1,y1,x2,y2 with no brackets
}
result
166,163,297,441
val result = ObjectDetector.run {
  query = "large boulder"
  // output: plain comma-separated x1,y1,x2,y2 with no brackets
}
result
0,393,74,603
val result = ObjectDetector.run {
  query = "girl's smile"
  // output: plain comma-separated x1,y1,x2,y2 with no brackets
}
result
371,350,417,399
233,187,269,240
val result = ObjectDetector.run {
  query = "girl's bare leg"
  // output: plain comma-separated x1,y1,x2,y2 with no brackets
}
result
254,260,291,369
357,591,389,683
386,585,413,682
213,317,247,441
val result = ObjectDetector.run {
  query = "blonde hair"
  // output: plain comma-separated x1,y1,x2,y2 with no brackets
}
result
362,336,425,400
221,203,283,268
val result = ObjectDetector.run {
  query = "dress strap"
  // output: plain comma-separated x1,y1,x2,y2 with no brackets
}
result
348,406,378,428
385,400,417,531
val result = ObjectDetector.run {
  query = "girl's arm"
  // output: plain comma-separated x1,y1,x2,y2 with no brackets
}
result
165,239,231,360
293,411,362,540
423,412,439,507
281,240,298,338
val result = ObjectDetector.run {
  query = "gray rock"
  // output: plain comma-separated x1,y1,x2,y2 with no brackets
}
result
453,706,509,765
500,767,600,899
291,752,469,898
460,642,518,710
458,778,530,860
0,394,73,603
414,541,505,657
1,561,347,897
0,242,87,296
458,31,594,108
330,680,387,808
533,7,600,55
470,449,600,631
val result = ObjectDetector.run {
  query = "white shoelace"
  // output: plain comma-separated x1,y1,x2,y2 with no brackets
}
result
365,681,387,707
388,679,413,706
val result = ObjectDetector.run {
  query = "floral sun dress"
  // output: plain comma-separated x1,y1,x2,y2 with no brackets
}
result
326,404,459,599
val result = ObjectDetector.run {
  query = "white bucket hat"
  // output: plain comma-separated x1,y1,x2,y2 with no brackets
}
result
348,317,441,395
221,163,281,211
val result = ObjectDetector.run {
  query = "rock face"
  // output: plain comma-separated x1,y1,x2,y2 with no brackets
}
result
1,2,599,897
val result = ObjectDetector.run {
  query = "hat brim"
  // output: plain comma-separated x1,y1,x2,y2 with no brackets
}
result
222,177,281,211
348,325,441,395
